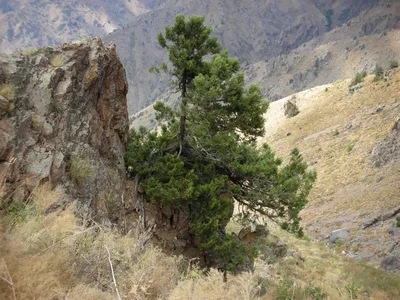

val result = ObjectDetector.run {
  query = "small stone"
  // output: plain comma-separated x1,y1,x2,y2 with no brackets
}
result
351,237,363,244
380,255,400,272
388,228,400,237
42,122,53,137
286,132,292,137
344,123,353,131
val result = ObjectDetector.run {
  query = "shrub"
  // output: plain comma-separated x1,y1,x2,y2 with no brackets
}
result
2,203,38,230
346,144,354,152
284,99,300,118
350,71,367,87
51,55,64,68
396,216,400,228
390,60,399,69
373,66,384,82
287,104,299,118
68,157,93,184
0,83,15,101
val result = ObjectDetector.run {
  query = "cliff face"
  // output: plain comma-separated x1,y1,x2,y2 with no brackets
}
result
0,37,129,222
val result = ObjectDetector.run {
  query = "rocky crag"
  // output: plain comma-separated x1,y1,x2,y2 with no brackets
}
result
0,37,129,222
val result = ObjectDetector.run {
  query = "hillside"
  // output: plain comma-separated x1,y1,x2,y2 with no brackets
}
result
107,0,400,114
1,36,400,300
130,0,400,127
0,0,160,53
261,67,400,269
1,0,398,114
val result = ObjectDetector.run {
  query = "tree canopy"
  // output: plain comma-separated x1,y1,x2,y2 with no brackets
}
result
126,14,316,271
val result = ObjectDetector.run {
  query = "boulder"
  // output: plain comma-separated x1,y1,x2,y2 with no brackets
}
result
372,116,400,167
329,228,350,244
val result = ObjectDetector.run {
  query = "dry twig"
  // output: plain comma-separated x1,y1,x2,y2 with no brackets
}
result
104,245,122,300
0,258,17,300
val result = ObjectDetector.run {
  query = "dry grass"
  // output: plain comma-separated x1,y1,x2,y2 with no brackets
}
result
169,267,268,300
31,182,64,211
68,157,93,184
0,183,184,299
260,69,400,238
51,55,64,68
0,84,15,101
1,180,399,299
22,48,38,56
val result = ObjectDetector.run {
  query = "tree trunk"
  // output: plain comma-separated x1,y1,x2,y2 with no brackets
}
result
178,76,187,156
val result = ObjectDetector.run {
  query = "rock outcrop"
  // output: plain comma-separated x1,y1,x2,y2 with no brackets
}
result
0,37,129,222
372,116,400,167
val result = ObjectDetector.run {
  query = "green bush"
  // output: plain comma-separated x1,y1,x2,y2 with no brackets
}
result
287,104,300,118
350,71,367,87
2,203,38,230
390,60,399,69
373,66,384,82
396,216,400,228
347,144,354,152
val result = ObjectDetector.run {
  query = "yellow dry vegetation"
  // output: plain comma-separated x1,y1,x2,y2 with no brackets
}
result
261,69,400,236
51,55,64,68
0,84,15,101
0,183,183,300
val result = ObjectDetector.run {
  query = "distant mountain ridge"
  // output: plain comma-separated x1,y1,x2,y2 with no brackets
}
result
0,0,162,53
105,0,398,114
0,0,398,115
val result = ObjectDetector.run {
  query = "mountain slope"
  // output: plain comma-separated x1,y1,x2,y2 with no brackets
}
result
0,0,161,53
261,67,400,268
106,0,399,114
106,0,327,113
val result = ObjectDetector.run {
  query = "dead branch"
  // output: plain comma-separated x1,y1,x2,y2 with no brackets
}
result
104,245,122,300
0,258,17,300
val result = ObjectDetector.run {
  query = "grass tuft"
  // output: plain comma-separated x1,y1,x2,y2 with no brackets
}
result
23,48,39,56
68,157,93,184
0,84,15,101
51,55,64,68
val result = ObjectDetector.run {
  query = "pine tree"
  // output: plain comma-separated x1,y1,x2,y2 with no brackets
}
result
151,14,221,154
126,14,316,271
